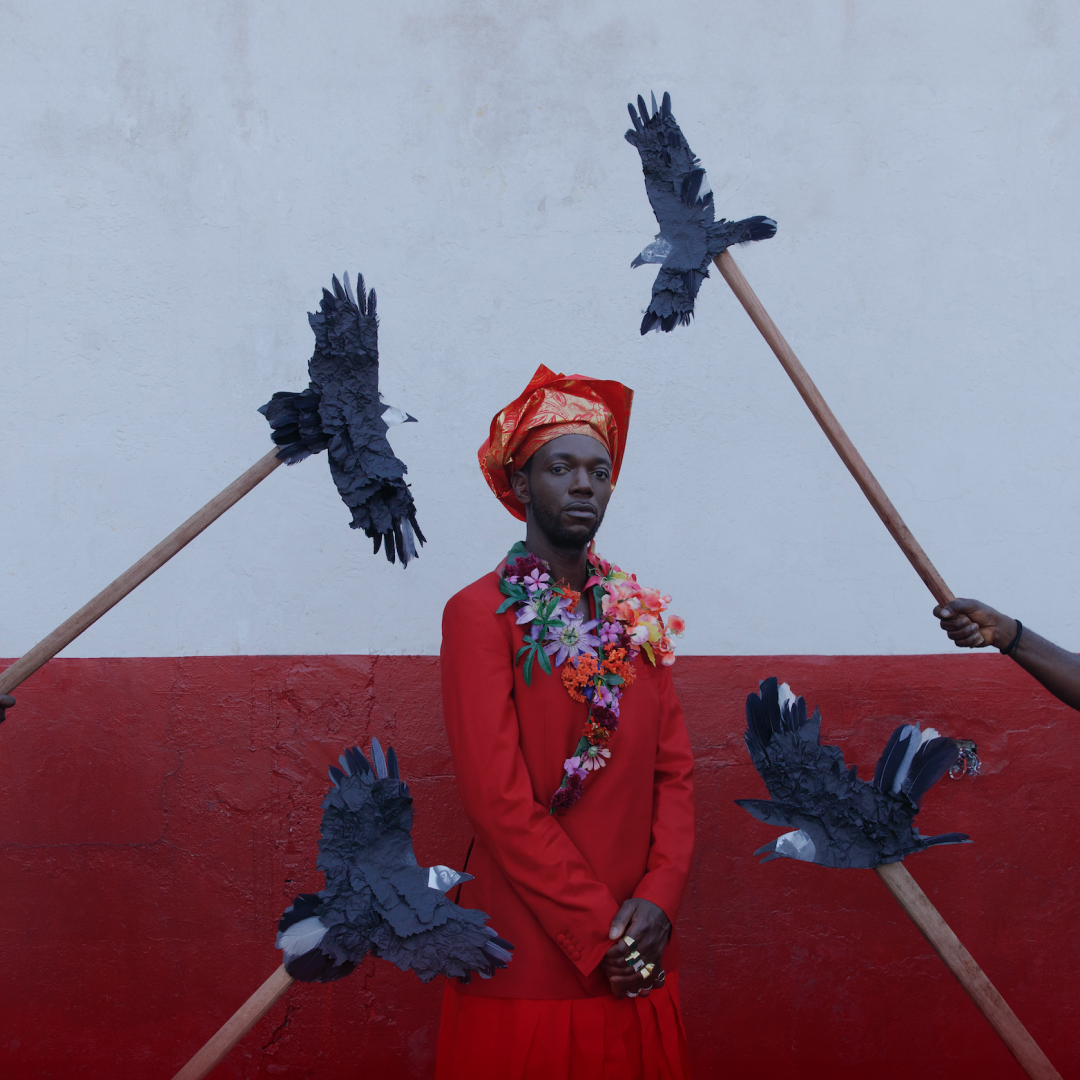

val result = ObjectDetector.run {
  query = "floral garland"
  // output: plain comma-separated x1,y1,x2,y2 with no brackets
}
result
497,541,684,814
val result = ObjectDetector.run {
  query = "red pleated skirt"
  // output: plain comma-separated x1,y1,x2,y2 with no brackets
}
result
434,971,691,1080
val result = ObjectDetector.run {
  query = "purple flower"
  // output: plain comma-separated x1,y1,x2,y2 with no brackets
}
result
523,568,551,593
550,774,585,813
544,612,601,667
599,622,622,647
563,755,588,780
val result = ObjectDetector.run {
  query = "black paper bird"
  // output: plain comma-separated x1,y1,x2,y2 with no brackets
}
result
736,678,970,869
259,272,425,565
625,92,777,334
276,739,513,984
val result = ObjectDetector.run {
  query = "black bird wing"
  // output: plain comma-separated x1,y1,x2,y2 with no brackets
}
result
625,91,713,244
309,274,425,565
279,741,512,984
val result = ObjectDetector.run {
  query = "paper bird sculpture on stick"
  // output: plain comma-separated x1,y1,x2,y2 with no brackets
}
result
277,739,513,983
736,677,968,868
260,272,425,565
733,679,1062,1080
625,91,776,333
1,269,424,710
172,739,512,1080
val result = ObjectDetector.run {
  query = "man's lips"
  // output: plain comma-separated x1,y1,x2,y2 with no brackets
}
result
563,504,598,522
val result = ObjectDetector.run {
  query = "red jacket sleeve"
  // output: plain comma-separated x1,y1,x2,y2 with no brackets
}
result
631,667,695,925
441,585,619,978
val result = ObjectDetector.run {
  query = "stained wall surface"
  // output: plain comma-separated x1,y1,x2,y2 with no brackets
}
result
1,654,1074,1079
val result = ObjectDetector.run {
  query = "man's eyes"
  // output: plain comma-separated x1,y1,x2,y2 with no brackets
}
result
548,464,610,480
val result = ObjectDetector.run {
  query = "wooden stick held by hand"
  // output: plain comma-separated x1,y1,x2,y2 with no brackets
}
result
172,965,294,1080
875,863,1060,1080
714,249,955,607
0,449,283,697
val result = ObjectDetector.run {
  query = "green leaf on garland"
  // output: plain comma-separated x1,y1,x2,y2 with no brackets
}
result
496,597,518,614
505,540,530,563
523,650,535,685
538,648,552,676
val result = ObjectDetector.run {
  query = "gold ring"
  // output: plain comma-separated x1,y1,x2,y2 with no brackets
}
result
622,935,635,948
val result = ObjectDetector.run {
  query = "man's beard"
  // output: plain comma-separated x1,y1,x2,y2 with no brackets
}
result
530,497,605,552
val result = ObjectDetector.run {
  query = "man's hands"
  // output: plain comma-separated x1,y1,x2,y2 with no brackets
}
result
0,695,14,724
934,599,1017,651
601,898,671,999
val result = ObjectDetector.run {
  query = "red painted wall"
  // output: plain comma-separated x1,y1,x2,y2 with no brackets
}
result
0,654,1073,1078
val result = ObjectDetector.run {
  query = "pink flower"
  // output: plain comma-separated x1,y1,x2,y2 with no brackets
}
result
667,615,686,636
523,568,550,593
627,623,650,645
581,747,610,771
590,684,614,708
564,756,588,780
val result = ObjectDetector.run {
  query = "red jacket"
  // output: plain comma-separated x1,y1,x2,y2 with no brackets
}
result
440,570,695,999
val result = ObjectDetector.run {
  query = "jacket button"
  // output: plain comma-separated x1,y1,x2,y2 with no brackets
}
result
556,933,566,943
571,950,582,961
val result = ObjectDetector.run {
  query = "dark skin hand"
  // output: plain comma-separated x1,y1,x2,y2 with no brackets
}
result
601,898,671,999
934,598,1080,711
0,694,14,723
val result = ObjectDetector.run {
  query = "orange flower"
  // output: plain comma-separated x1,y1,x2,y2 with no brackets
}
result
561,655,599,702
558,587,582,609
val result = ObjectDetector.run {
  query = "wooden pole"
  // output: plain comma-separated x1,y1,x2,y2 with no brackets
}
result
875,862,1060,1079
714,249,955,607
172,965,295,1080
0,449,283,697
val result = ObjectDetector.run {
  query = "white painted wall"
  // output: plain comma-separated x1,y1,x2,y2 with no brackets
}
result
2,1,1078,658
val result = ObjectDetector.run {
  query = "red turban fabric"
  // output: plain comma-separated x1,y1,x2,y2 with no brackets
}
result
478,364,634,521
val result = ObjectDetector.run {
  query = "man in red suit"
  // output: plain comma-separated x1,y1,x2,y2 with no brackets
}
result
436,365,695,1079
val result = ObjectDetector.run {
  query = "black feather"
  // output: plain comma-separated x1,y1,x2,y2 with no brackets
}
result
902,737,961,807
258,272,425,566
737,678,970,869
872,725,912,792
625,92,776,333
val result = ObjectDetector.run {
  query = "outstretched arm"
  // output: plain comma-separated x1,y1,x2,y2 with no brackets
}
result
934,598,1080,711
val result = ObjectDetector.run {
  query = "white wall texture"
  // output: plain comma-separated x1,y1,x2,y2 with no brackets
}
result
2,1,1078,658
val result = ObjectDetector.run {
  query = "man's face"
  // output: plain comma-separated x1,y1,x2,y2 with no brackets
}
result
513,433,613,550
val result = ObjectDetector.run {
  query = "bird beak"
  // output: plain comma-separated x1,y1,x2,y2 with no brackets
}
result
427,865,474,892
380,405,419,428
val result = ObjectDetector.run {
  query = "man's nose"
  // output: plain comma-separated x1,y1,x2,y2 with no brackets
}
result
568,467,594,494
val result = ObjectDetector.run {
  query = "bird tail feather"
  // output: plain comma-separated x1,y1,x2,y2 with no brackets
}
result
921,832,972,848
902,737,961,806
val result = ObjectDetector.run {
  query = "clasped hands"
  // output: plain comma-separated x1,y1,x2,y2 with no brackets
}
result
601,897,670,1000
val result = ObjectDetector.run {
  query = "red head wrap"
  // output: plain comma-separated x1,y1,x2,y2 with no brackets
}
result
478,364,634,521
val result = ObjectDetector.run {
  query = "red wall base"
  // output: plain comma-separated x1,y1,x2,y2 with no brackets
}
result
0,654,1074,1078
